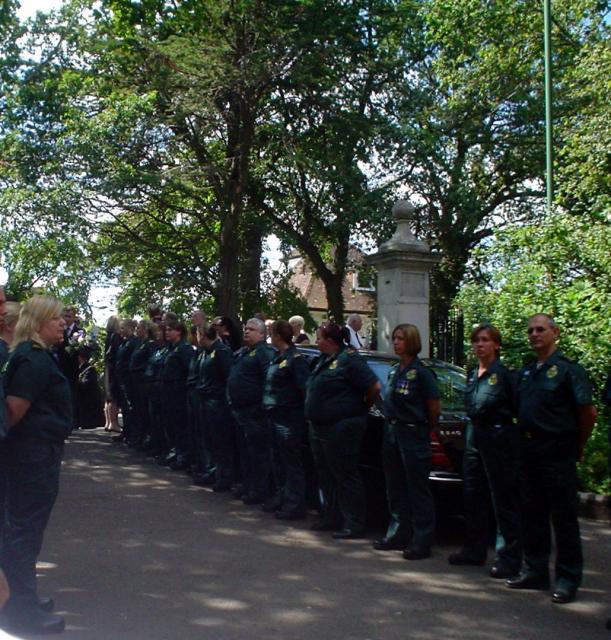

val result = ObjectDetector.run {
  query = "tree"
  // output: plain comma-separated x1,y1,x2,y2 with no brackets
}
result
385,0,607,322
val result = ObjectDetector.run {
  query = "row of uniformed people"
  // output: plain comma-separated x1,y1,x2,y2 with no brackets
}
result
109,311,597,608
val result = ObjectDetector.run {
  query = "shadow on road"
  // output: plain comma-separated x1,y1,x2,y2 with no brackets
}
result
26,430,611,640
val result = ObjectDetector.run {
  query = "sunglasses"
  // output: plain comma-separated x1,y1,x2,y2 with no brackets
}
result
527,326,547,334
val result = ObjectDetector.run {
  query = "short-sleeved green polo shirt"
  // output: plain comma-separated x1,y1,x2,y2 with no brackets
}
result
517,350,593,434
384,357,439,425
263,345,310,410
227,341,275,409
3,340,73,443
464,358,515,427
305,347,378,423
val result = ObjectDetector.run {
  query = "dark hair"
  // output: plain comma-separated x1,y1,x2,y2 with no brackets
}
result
272,320,293,345
217,315,242,351
148,305,163,321
203,325,218,340
318,321,350,347
165,319,187,339
470,323,502,346
138,319,158,341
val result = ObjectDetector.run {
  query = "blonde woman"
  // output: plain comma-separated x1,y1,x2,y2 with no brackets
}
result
0,295,70,634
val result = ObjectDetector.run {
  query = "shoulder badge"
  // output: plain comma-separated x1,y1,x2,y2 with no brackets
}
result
249,350,257,357
407,369,417,380
546,364,558,379
279,360,288,369
210,350,216,359
488,373,498,386
293,352,301,358
329,360,338,370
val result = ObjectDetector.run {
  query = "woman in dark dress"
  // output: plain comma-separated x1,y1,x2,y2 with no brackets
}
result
74,345,104,429
103,316,122,432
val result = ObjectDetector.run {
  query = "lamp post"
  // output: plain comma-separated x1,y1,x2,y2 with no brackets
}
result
544,0,554,213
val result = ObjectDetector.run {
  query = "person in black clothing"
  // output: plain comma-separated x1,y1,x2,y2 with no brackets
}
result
160,319,195,471
226,318,275,504
197,325,235,492
103,316,122,432
1,295,71,634
448,324,521,576
262,320,311,519
112,319,138,444
74,345,104,430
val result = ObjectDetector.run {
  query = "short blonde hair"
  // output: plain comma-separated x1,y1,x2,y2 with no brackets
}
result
12,295,64,350
392,323,422,356
2,301,21,332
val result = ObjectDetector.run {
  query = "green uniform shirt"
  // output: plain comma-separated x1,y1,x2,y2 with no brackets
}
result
144,344,167,382
3,340,73,443
305,347,378,423
197,340,233,399
129,339,155,373
384,357,439,425
227,341,275,409
161,340,195,383
517,350,592,434
464,359,514,427
262,345,310,410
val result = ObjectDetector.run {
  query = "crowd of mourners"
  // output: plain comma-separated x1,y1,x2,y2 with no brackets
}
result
0,288,609,636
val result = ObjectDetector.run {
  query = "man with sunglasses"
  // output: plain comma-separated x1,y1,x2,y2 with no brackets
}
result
507,313,596,605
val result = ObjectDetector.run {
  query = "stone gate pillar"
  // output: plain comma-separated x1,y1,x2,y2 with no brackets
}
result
366,200,439,355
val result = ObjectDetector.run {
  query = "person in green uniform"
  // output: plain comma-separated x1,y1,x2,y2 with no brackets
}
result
227,318,275,504
144,324,170,459
448,324,521,577
128,320,157,448
112,318,138,444
262,320,311,520
506,313,596,604
374,323,439,559
197,324,235,492
160,319,195,471
305,322,381,539
0,295,72,634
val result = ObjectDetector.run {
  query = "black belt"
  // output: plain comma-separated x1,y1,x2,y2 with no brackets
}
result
521,429,573,440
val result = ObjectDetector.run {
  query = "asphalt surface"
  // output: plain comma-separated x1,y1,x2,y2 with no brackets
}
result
2,429,610,640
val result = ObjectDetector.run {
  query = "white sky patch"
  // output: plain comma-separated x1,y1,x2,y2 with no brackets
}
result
18,0,64,20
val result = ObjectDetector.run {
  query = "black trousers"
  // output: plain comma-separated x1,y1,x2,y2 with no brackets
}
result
309,416,367,532
203,396,234,488
0,437,63,614
519,432,582,589
461,422,522,569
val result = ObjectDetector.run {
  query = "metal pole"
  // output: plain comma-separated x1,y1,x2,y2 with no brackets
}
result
543,0,554,212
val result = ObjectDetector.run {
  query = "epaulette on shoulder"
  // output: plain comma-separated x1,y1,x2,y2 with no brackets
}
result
31,343,43,350
558,354,576,363
293,352,301,358
346,348,357,355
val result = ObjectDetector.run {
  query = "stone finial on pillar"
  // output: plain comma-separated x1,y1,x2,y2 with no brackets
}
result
365,200,439,355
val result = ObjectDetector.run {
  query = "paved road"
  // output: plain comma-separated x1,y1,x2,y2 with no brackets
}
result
2,429,610,640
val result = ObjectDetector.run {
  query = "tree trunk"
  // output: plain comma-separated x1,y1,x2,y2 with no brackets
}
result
239,218,263,320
